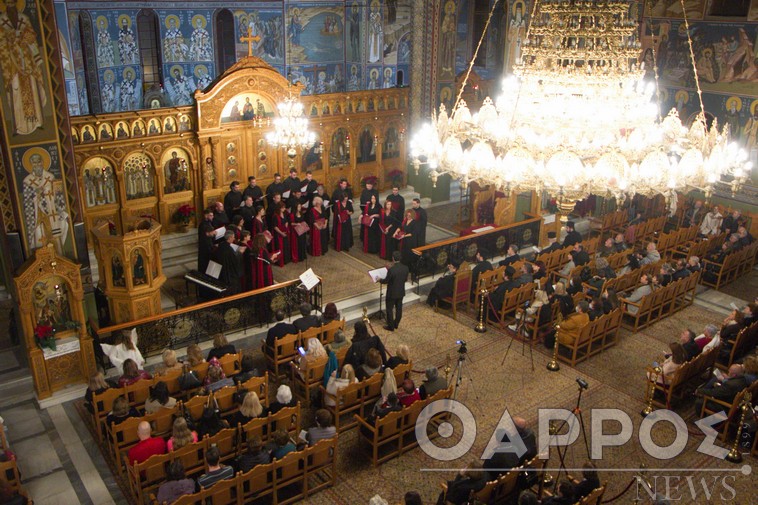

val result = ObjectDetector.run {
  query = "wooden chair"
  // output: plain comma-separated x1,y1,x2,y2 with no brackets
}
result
172,439,207,478
263,332,301,379
203,477,238,505
238,373,270,408
290,355,328,407
150,405,178,439
154,369,182,397
183,394,210,422
320,319,345,346
577,483,606,504
435,261,472,320
128,451,171,504
213,386,239,420
698,381,758,442
304,437,338,496
273,450,307,505
269,404,301,437
171,488,208,505
205,428,239,464
92,388,124,442
108,416,144,474
216,353,242,378
239,462,275,504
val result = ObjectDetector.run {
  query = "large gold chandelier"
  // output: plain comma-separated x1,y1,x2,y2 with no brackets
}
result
410,0,750,216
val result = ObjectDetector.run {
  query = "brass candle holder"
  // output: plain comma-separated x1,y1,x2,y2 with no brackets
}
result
362,306,369,323
475,288,488,333
641,366,662,417
725,392,752,463
546,329,560,371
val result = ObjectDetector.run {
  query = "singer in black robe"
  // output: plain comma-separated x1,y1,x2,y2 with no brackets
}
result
289,203,308,263
333,197,354,252
363,196,382,254
380,201,401,261
359,183,379,241
398,210,421,267
214,234,244,296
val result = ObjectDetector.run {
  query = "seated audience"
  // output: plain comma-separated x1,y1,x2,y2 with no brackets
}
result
236,435,271,472
204,359,234,393
156,461,195,504
325,364,358,406
671,259,691,281
551,281,575,318
232,392,264,426
573,462,601,500
699,206,723,236
265,310,298,353
695,364,747,414
427,259,461,307
419,366,448,399
197,446,234,489
488,266,520,318
687,256,701,273
369,392,402,424
357,348,384,381
742,303,756,326
612,233,627,252
345,320,387,369
741,356,758,385
144,381,177,414
567,274,583,296
106,396,139,426
397,379,421,407
498,244,521,267
518,263,535,286
621,274,652,315
197,406,230,439
639,242,661,265
648,342,687,385
297,337,328,378
483,416,536,477
167,417,198,451
386,344,410,369
268,384,297,414
518,490,539,505
587,297,604,321
471,249,493,301
293,302,321,332
738,226,753,246
539,231,561,254
158,349,183,374
101,328,144,374
678,329,700,361
206,334,236,362
542,479,575,505
694,324,719,351
126,421,166,465
441,460,487,505
117,358,152,387
722,210,742,235
556,301,591,346
233,353,259,384
84,371,109,414
329,330,350,351
657,263,674,286
307,409,337,446
601,288,620,314
322,302,341,324
562,221,582,247
597,236,615,257
185,343,205,367
271,429,296,460
509,289,549,332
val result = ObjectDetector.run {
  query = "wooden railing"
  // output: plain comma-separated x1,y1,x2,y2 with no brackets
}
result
96,278,322,357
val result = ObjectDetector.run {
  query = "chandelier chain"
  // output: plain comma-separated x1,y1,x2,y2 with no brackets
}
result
679,0,706,120
644,0,663,122
452,0,500,114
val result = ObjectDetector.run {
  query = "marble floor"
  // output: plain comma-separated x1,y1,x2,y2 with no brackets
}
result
0,265,754,504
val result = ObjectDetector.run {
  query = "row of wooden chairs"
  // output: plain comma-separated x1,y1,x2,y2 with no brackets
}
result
701,241,758,290
716,321,758,372
655,225,699,257
670,231,728,262
129,404,300,504
644,345,720,410
0,422,33,504
557,309,623,367
626,215,667,246
589,209,627,237
621,272,701,332
487,282,537,328
262,319,346,378
289,346,348,408
148,436,337,505
354,386,453,466
698,379,758,444
320,362,412,432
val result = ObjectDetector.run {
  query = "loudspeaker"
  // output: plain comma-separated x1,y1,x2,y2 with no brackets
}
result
73,222,90,269
6,232,25,272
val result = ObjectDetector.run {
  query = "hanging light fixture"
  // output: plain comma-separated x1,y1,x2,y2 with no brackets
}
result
410,0,750,218
266,81,316,167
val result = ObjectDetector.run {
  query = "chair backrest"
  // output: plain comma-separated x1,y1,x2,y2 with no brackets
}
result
206,477,238,505
374,409,404,441
363,372,385,401
274,449,305,484
172,488,208,505
217,353,241,377
131,451,171,494
269,404,301,436
578,483,606,505
213,386,238,417
205,428,238,463
125,379,153,409
155,369,183,396
299,356,329,386
239,462,274,500
172,439,206,477
93,388,124,435
306,437,337,470
321,319,345,345
452,263,472,303
239,373,269,407
184,394,211,422
274,333,301,363
392,362,412,383
151,405,179,438
242,416,267,445
190,361,210,383
0,460,21,489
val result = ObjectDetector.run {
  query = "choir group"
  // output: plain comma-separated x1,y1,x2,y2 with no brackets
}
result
197,169,428,297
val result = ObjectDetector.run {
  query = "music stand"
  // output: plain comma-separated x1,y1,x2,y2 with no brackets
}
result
369,278,386,321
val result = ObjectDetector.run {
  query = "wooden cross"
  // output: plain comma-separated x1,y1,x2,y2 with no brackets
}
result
240,26,261,57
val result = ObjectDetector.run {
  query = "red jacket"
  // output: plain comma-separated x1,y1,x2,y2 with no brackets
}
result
127,437,167,465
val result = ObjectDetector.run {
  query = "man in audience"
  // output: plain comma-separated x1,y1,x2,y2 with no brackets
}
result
223,181,243,221
639,242,661,265
540,231,561,254
721,209,742,235
307,409,337,446
517,263,534,286
419,366,448,399
695,364,747,414
699,205,723,236
597,236,615,257
671,259,691,280
426,259,460,307
197,446,234,489
488,266,519,318
242,175,264,204
679,329,700,361
613,233,628,253
265,310,298,351
127,421,166,465
737,226,753,247
293,302,320,332
562,221,582,247
556,301,590,345
621,274,652,314
543,480,575,505
499,244,520,267
694,324,719,351
743,303,757,326
471,249,493,301
686,200,704,227
411,198,428,246
561,243,589,275
483,416,537,477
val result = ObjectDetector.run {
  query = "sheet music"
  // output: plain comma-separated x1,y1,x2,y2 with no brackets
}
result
282,190,291,199
300,185,308,193
214,227,226,240
323,200,331,209
472,226,494,233
302,201,310,209
368,267,388,283
299,268,320,290
205,260,222,279
230,243,240,252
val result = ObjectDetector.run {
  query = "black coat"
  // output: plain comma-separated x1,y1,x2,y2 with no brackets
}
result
345,335,387,368
265,322,298,349
563,230,582,247
294,315,321,332
207,344,236,362
214,241,243,294
382,262,409,300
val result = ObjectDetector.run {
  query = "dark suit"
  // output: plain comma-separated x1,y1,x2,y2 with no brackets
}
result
571,250,590,266
265,322,298,349
498,254,520,267
683,339,700,361
381,262,409,329
293,315,321,332
471,260,493,301
414,206,428,246
697,376,748,413
563,230,582,247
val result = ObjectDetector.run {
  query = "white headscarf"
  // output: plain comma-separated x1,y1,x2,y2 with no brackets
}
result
380,368,397,399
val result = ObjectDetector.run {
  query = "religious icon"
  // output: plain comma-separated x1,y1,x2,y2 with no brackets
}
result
383,127,400,159
368,68,379,90
330,128,350,167
383,67,393,88
71,128,79,144
166,65,195,106
368,0,383,63
120,67,140,110
163,15,188,62
95,15,115,67
288,7,303,47
32,277,72,330
348,2,361,60
179,115,191,132
440,0,457,76
148,119,161,135
164,117,176,133
20,147,69,251
188,14,212,61
115,121,129,139
81,126,95,143
101,69,117,113
132,249,147,285
99,123,113,141
117,14,138,65
506,0,526,73
111,254,125,287
163,150,190,193
194,64,212,91
724,96,742,141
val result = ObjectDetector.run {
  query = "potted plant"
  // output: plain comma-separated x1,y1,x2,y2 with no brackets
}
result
174,204,196,231
34,324,56,351
360,175,378,188
387,169,404,188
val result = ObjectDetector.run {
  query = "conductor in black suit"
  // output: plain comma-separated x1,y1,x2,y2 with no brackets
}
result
381,251,409,331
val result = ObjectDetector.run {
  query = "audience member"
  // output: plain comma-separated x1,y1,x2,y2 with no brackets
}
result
556,301,591,346
322,302,341,324
699,206,722,236
297,338,328,378
117,359,152,387
542,479,575,504
369,392,402,423
236,435,271,472
204,359,234,393
197,407,230,438
271,429,296,460
498,244,521,267
101,329,144,374
648,342,687,385
307,409,337,446
671,259,691,281
427,259,461,307
206,334,236,362
127,421,166,465
621,274,652,315
419,367,448,399
386,344,410,369
84,371,109,414
612,233,628,252
357,348,384,380
268,385,297,414
106,396,139,426
482,416,536,477
562,221,582,247
397,379,421,407
573,462,601,500
233,353,259,384
695,364,747,414
551,282,575,318
601,288,620,314
265,310,298,352
694,324,719,351
404,491,423,505
325,364,358,407
293,302,321,332
232,392,264,426
442,459,487,505
167,417,198,451
518,490,539,505
144,381,177,414
158,349,183,374
197,446,234,489
678,329,700,361
156,461,195,504
328,330,350,351
186,344,205,367
687,256,701,273
471,249,493,301
639,242,661,266
345,321,387,369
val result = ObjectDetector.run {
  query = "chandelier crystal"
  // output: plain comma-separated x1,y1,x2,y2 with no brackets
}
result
266,95,316,152
410,0,750,214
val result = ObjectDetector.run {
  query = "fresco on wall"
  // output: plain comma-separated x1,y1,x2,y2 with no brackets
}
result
346,2,363,61
67,10,89,115
55,3,79,116
381,0,411,65
165,64,195,106
505,0,527,74
439,0,458,79
91,11,139,67
346,63,363,91
649,0,706,19
750,0,758,21
99,66,142,112
286,4,345,65
220,93,274,123
234,9,285,64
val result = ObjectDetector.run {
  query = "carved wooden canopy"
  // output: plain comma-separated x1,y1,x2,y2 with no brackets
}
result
14,243,84,307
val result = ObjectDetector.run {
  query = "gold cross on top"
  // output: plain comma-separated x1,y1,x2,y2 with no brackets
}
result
240,26,261,57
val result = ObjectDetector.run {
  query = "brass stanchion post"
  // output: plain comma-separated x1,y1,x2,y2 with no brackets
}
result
475,288,487,333
641,366,662,417
725,392,752,463
546,329,560,371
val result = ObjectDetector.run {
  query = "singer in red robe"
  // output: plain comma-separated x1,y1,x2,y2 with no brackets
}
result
308,196,329,256
249,233,277,289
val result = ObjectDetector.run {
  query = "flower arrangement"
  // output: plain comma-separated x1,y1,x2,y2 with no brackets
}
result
174,204,196,225
34,324,56,351
108,221,117,236
387,169,404,187
360,175,378,188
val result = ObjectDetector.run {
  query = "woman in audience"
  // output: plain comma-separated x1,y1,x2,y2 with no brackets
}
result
322,302,340,324
325,364,358,407
397,378,421,407
106,396,139,426
357,348,384,380
156,460,195,504
268,385,297,414
573,462,600,500
648,342,687,384
237,435,271,472
531,260,547,282
234,353,259,384
204,359,234,393
117,358,152,387
271,429,296,460
144,381,177,414
601,288,620,314
158,349,183,374
297,337,328,378
197,406,230,439
345,320,387,369
419,366,447,399
386,344,410,369
551,282,575,317
328,330,350,351
741,355,758,385
567,274,584,296
720,309,745,345
167,417,198,451
369,392,402,424
587,297,604,321
84,371,109,414
441,459,487,505
101,329,144,374
186,343,205,367
232,392,264,426
206,334,236,361
307,409,337,446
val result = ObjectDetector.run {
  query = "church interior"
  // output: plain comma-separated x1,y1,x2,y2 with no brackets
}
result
0,0,757,504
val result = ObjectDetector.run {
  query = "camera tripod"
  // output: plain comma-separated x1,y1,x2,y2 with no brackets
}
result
549,379,590,493
484,293,535,372
450,340,479,405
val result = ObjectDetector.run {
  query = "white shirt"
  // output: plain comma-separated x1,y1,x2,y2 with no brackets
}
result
100,328,144,374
